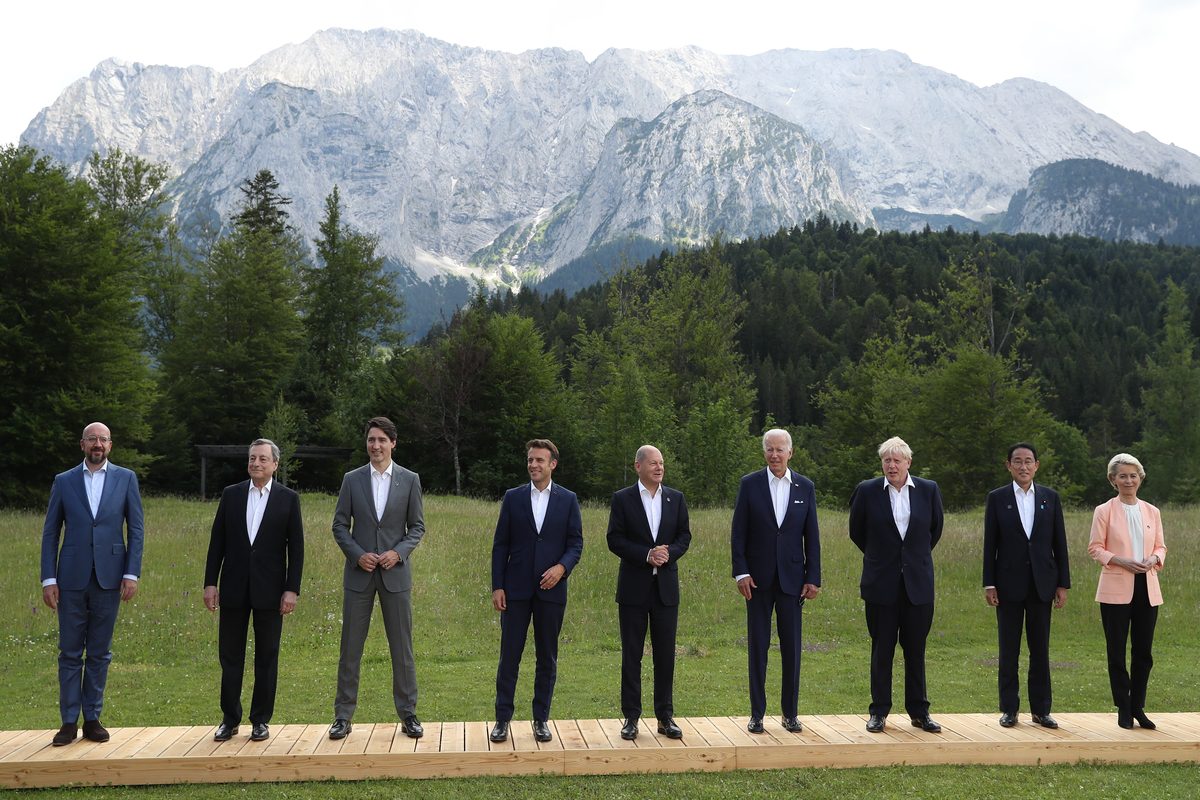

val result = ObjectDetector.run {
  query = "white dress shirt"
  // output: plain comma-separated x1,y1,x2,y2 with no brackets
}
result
372,463,393,520
769,469,791,528
887,475,916,540
1013,481,1036,539
639,480,662,573
531,481,553,532
246,479,272,546
83,460,108,518
1122,501,1145,561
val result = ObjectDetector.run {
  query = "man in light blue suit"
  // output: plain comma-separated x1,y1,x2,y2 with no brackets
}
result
40,422,144,746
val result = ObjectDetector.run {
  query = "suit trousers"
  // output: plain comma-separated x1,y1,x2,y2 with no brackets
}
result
495,595,566,722
218,605,284,725
334,570,417,720
996,583,1053,715
618,577,678,720
865,581,933,718
745,581,803,719
57,572,121,724
1100,572,1159,714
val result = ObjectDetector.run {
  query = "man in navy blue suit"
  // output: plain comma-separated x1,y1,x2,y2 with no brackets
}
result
490,438,584,744
606,445,691,741
730,428,821,734
40,422,145,746
849,436,944,734
983,442,1070,729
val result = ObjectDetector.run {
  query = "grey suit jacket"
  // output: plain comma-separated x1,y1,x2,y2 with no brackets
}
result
332,462,425,593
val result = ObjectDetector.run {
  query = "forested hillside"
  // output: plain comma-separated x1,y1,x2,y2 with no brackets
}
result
5,144,1200,510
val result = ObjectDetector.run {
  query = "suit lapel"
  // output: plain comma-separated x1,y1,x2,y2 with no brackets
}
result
879,478,902,539
72,467,92,518
358,466,379,524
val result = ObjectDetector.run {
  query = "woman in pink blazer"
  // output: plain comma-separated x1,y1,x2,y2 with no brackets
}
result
1087,453,1167,730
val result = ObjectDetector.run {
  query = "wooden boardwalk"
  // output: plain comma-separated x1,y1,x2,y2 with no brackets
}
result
3,713,1199,788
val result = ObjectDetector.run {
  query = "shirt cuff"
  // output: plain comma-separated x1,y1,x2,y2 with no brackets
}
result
734,573,750,582
123,575,138,582
42,578,57,588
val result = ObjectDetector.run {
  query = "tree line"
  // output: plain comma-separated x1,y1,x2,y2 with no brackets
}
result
4,144,1200,509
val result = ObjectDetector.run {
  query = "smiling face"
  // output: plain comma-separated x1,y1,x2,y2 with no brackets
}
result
1110,464,1142,503
527,446,557,490
247,443,278,487
366,427,395,470
763,433,792,478
1006,447,1039,491
80,423,112,470
634,446,665,491
881,450,912,489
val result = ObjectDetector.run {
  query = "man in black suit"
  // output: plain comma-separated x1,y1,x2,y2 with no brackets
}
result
849,436,943,734
204,438,304,743
490,438,584,744
730,429,821,734
606,445,691,741
983,442,1070,729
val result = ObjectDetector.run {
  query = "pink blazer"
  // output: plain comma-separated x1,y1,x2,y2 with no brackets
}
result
1087,497,1166,606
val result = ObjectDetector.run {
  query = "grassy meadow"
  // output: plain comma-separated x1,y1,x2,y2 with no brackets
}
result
3,492,1197,798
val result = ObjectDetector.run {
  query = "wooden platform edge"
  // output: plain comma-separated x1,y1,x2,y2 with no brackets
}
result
2,714,1198,789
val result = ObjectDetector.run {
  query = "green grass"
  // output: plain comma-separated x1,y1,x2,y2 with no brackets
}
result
4,495,1198,798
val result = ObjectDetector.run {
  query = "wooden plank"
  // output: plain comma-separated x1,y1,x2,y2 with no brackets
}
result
127,726,190,758
365,723,396,754
592,718,637,749
106,726,164,759
555,719,587,750
574,719,614,750
440,721,466,753
339,723,375,754
797,715,855,745
159,726,208,757
287,724,327,755
0,731,53,762
464,720,491,752
681,716,733,748
412,722,442,753
708,716,762,747
261,725,304,756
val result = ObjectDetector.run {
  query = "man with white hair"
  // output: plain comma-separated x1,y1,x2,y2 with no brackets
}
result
849,436,944,734
731,428,821,734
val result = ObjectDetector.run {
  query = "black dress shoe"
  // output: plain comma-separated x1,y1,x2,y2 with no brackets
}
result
747,717,765,734
82,719,110,743
781,716,803,733
52,723,78,746
657,718,683,739
532,719,553,742
620,719,638,740
1031,713,1058,729
329,718,352,739
214,721,238,741
910,715,942,733
402,714,424,739
999,712,1017,728
866,714,886,733
490,720,510,742
1132,710,1156,730
1117,708,1133,729
250,722,269,741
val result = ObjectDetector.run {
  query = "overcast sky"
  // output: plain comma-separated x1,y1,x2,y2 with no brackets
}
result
3,0,1197,156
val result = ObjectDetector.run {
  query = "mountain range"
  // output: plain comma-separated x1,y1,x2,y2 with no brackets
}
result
20,28,1200,327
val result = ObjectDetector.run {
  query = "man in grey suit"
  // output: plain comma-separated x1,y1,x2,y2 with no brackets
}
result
328,416,426,740
41,422,144,746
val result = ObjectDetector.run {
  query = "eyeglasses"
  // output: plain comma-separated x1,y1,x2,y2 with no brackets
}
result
83,435,112,444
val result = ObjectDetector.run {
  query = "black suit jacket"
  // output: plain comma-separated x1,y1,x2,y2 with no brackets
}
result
606,483,691,606
491,482,583,605
982,483,1070,602
849,476,943,606
205,480,304,609
730,468,821,594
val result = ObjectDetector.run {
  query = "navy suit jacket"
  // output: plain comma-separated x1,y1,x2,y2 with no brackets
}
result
205,480,304,609
982,483,1070,603
606,483,691,606
849,476,943,606
730,468,821,595
492,482,583,605
41,462,144,591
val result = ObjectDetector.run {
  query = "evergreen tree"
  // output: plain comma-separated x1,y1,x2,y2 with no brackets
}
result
0,145,152,505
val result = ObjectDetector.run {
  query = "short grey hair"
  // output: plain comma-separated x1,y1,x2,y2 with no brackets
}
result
1107,453,1146,481
250,438,280,463
635,444,661,464
762,428,793,451
878,436,913,460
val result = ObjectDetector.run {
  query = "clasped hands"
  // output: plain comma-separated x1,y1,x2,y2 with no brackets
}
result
647,545,670,567
1110,554,1160,574
357,549,401,572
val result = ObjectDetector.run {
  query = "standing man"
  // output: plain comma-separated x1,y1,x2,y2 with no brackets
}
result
204,439,304,743
983,442,1070,729
40,422,144,746
849,436,944,734
490,439,583,744
730,428,821,735
606,445,691,741
329,417,426,740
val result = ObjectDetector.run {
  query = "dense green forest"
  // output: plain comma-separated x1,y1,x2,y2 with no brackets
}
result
4,143,1200,510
